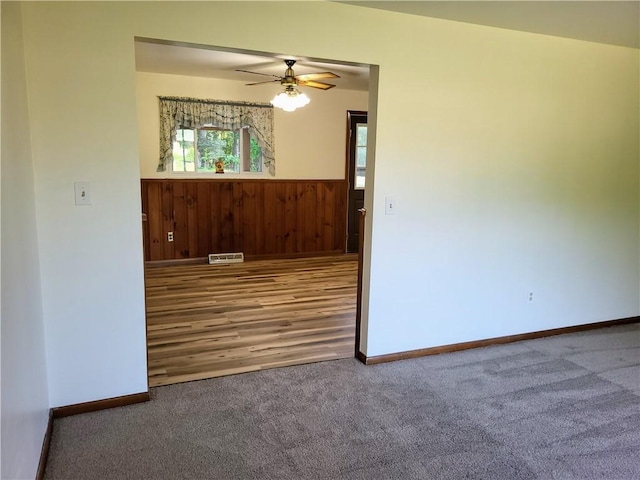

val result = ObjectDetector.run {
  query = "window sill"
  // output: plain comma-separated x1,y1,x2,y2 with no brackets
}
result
164,172,269,179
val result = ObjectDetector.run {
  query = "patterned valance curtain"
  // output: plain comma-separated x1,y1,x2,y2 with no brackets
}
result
157,96,275,175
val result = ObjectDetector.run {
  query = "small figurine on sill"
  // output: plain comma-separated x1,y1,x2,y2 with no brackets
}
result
215,159,225,174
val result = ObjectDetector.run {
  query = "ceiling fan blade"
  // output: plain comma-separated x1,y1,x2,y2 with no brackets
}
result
297,80,336,90
246,79,280,86
295,72,340,81
236,69,282,79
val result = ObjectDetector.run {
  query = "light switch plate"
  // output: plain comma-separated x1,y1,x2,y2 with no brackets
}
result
74,181,91,206
385,196,396,215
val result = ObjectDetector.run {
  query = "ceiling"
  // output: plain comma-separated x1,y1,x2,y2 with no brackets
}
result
135,1,638,91
342,1,639,49
134,40,371,91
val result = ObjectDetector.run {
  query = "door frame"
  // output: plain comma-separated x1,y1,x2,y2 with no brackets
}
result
345,110,368,359
345,110,367,253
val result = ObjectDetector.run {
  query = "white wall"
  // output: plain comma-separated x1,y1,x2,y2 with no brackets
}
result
1,3,50,479
365,22,639,355
21,2,149,407
137,72,368,179
16,0,639,412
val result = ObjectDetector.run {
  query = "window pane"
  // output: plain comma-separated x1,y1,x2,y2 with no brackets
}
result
248,135,263,173
355,144,366,189
173,129,195,172
356,124,367,146
222,130,240,173
356,146,367,167
355,124,367,189
196,130,217,172
196,128,239,173
176,127,265,174
356,169,366,189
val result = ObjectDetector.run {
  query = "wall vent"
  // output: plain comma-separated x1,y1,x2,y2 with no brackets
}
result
208,252,245,265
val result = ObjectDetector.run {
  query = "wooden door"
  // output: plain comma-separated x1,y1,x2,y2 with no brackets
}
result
346,111,368,253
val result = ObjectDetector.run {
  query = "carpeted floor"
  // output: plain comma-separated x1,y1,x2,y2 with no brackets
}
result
45,324,639,479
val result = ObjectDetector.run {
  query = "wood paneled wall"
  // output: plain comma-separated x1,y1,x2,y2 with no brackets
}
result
141,179,348,261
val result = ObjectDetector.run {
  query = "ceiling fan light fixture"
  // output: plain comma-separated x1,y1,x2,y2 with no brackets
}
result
270,87,310,112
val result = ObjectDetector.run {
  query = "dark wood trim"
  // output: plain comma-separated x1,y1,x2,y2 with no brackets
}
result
35,409,53,480
344,111,366,182
354,208,366,358
146,257,208,268
244,250,345,261
355,350,367,365
52,392,150,418
141,178,348,184
145,251,348,268
360,316,640,365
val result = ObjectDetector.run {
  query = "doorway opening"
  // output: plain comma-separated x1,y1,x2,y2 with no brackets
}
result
135,38,375,386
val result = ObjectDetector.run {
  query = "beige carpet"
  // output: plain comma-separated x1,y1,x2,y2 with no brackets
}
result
45,324,640,479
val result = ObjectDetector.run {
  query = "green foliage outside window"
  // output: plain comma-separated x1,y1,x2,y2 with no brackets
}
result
249,138,262,173
173,127,262,173
197,129,239,172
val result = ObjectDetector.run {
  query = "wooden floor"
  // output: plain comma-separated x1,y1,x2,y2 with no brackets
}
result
145,254,358,387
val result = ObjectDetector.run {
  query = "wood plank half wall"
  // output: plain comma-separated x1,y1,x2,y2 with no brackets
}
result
141,179,348,261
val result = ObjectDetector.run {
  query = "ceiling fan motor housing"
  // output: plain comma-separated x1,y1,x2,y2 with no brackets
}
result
283,60,297,86
281,75,297,87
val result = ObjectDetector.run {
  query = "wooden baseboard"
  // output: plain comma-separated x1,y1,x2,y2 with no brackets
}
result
52,392,150,418
360,316,640,365
145,257,208,268
145,251,350,268
244,250,346,261
35,409,53,480
355,351,367,364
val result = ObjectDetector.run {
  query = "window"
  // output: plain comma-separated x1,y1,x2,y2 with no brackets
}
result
159,97,275,175
172,126,263,174
355,123,367,189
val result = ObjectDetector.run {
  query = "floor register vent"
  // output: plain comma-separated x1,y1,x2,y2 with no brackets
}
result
208,252,245,265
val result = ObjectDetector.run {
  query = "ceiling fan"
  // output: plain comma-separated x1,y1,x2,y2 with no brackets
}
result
237,59,340,90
